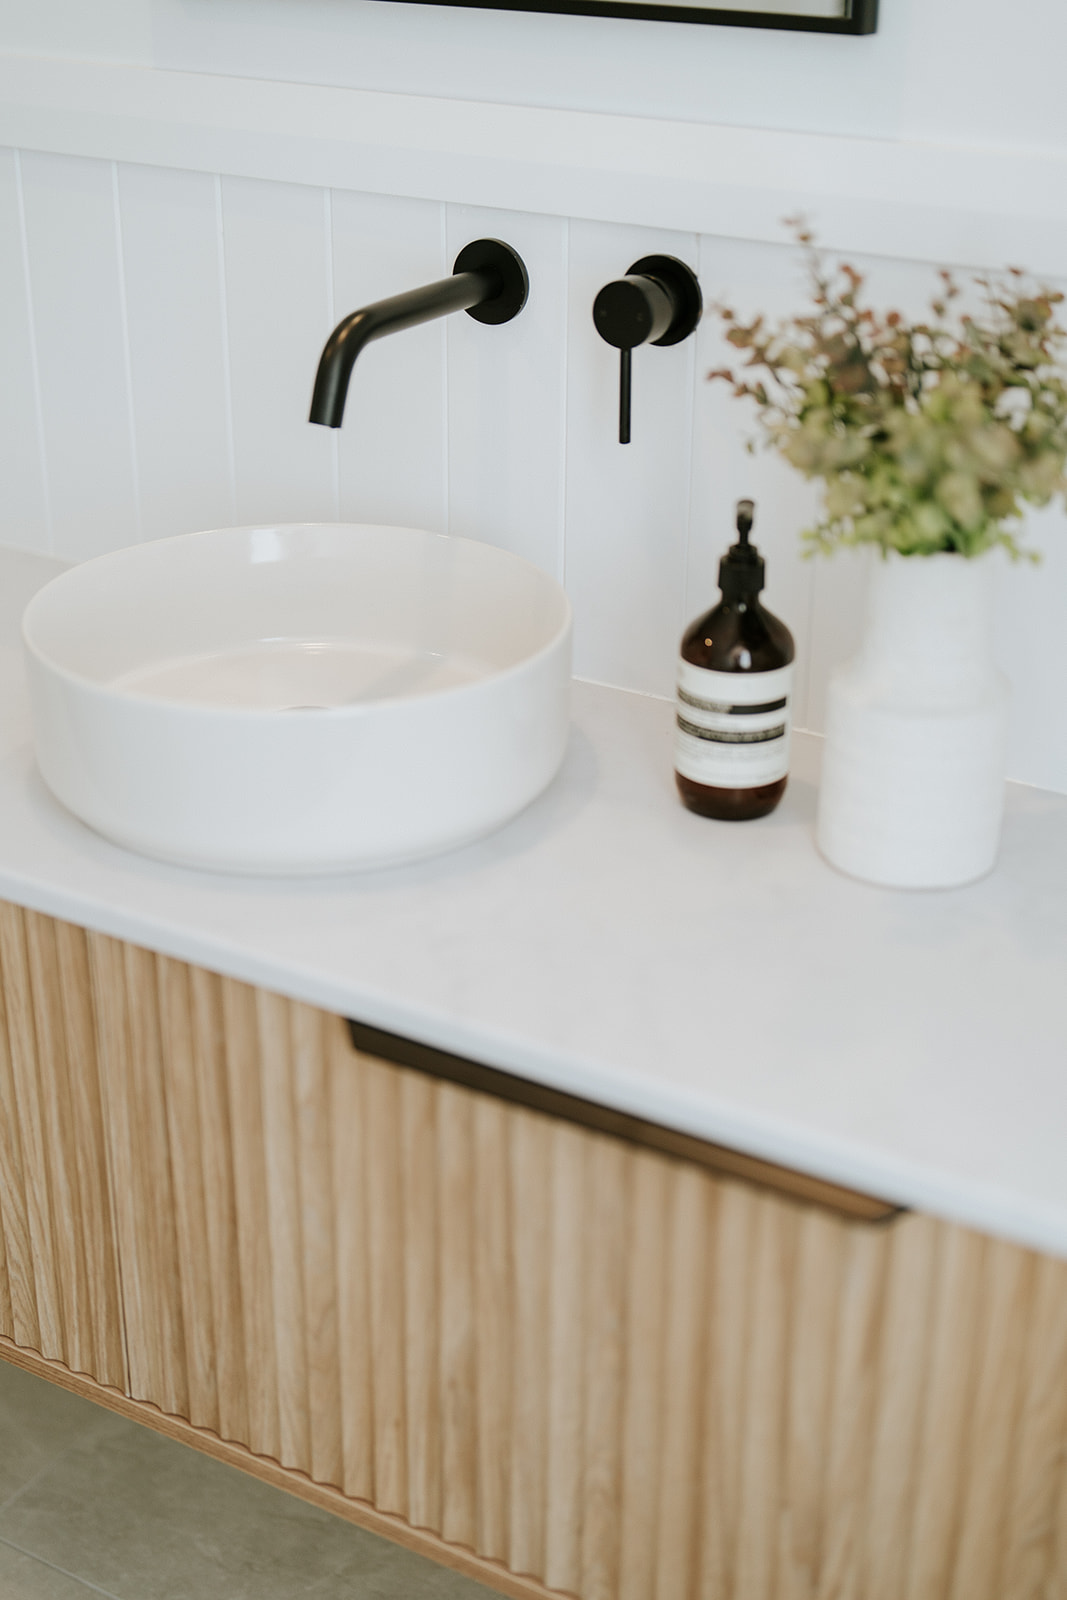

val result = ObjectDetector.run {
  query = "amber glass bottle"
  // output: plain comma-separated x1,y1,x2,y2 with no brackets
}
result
674,500,795,821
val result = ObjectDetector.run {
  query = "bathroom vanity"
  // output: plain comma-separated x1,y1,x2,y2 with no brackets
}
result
1,547,1067,1600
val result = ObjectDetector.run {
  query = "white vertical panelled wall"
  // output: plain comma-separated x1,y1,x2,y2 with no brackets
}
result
3,147,1067,794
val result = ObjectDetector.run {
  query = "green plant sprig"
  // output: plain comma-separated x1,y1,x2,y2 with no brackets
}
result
709,225,1067,559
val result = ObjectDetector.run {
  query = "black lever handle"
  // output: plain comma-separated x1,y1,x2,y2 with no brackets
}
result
592,255,702,444
619,348,632,444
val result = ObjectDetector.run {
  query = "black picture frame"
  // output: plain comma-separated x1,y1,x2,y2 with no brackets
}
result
386,0,877,31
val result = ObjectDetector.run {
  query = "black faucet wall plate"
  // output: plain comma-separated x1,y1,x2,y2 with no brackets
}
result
612,255,703,348
593,254,702,444
453,239,530,324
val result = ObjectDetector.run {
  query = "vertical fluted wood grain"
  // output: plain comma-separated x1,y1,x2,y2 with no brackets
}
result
6,899,1067,1600
52,919,126,1389
256,987,311,1472
23,911,92,1376
654,1164,709,1600
364,1053,409,1517
0,1171,10,1340
0,913,39,1351
705,1180,760,1600
820,1217,887,1600
188,965,248,1446
400,1068,441,1532
220,975,280,1460
999,1251,1067,1597
858,1214,938,1600
155,954,219,1432
543,1122,587,1597
736,1195,797,1600
89,935,188,1414
616,1151,669,1600
438,1081,477,1549
119,940,189,1416
509,1109,553,1579
329,1018,375,1504
1050,1467,1067,1600
904,1226,987,1600
777,1211,843,1600
292,1002,343,1491
579,1136,626,1600
949,1240,1035,1600
473,1093,512,1565
0,902,62,1359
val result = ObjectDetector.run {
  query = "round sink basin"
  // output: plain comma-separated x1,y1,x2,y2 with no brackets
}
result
23,523,572,873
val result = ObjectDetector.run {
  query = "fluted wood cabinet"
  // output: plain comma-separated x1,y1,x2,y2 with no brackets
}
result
1,897,1066,1600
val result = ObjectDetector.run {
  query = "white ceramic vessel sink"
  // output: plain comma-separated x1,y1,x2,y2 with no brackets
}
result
23,523,572,873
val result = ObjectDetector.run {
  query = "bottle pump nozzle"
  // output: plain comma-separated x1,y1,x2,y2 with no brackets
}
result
719,499,765,601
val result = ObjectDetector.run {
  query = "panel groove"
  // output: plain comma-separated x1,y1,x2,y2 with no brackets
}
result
109,159,143,543
212,172,239,524
11,148,53,549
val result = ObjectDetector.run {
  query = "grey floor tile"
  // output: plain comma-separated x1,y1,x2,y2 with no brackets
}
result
0,1538,114,1599
303,1536,502,1600
0,1361,116,1510
0,1403,499,1600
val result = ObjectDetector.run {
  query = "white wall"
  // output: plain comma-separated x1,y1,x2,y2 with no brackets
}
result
3,144,1067,793
3,0,1067,156
1,0,1067,793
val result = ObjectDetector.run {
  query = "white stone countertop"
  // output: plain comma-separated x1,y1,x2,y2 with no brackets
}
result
2,546,1066,1258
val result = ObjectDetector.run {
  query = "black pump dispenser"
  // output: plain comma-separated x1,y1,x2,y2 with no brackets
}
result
674,500,796,822
718,499,765,603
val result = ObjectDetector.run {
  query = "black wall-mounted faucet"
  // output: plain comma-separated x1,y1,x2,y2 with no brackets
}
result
310,239,529,429
593,256,702,444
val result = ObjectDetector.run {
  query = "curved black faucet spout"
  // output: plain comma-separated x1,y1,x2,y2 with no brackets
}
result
309,238,529,430
310,268,495,430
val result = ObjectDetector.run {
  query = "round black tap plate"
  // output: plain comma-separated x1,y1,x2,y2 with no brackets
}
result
627,254,703,346
453,239,530,325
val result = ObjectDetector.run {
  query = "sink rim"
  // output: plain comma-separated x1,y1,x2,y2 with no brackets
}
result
22,521,573,721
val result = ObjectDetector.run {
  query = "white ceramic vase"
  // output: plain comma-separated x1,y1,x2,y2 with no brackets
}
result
816,550,1009,889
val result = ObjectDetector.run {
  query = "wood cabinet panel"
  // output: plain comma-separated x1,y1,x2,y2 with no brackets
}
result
0,901,63,1360
91,935,187,1411
1,899,1067,1600
0,907,40,1350
0,904,125,1384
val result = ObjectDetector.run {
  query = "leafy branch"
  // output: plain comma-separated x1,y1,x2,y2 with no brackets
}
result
709,223,1067,558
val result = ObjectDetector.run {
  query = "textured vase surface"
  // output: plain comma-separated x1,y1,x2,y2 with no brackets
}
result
816,551,1009,889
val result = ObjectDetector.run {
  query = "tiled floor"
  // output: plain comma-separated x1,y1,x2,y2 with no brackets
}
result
0,1360,499,1599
